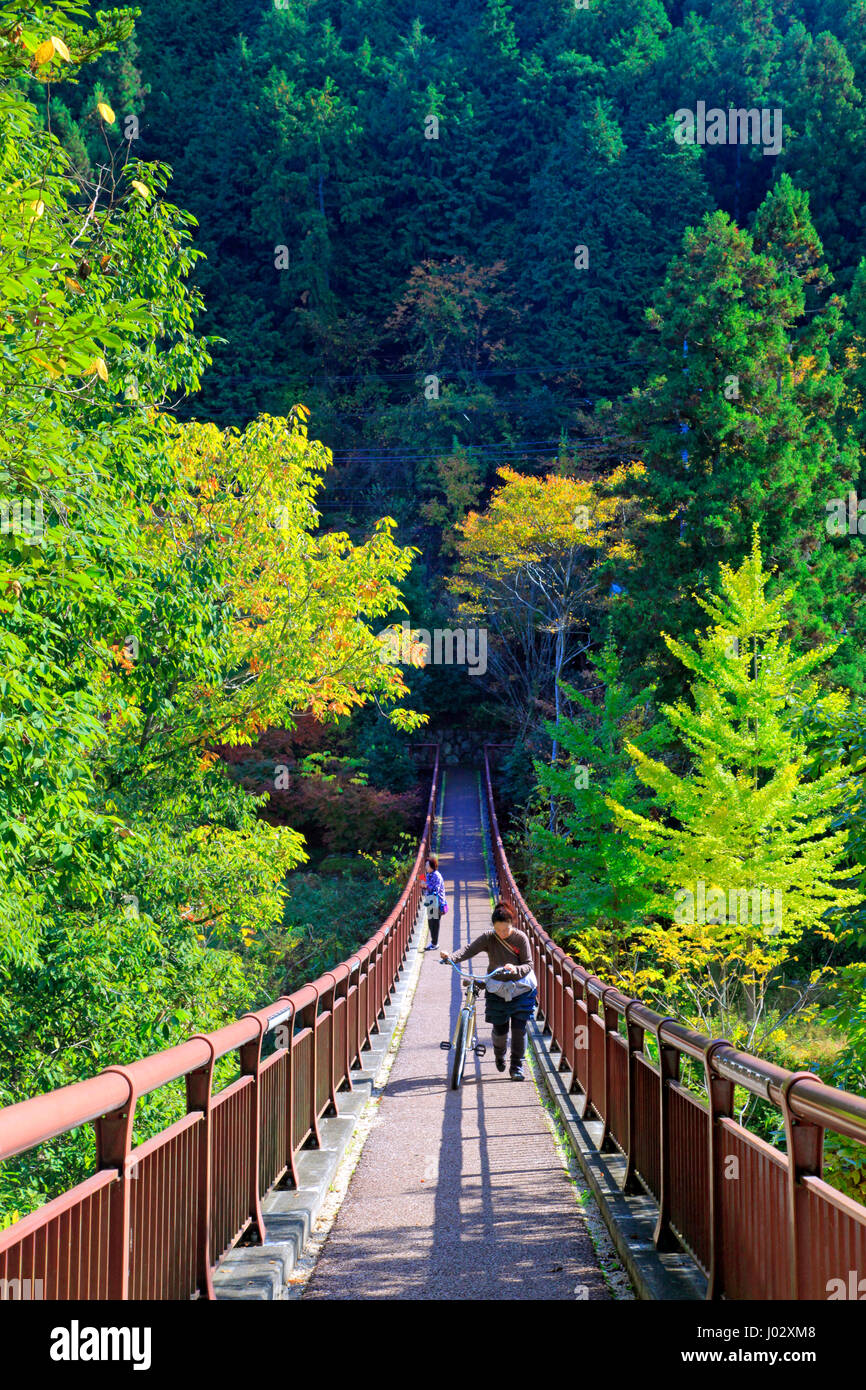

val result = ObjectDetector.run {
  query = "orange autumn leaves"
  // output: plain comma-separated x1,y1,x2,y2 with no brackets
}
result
450,463,644,618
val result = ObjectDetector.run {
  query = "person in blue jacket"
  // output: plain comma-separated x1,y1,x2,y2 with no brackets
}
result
420,853,448,950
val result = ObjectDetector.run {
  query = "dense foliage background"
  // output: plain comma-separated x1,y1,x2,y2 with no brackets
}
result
5,0,866,1217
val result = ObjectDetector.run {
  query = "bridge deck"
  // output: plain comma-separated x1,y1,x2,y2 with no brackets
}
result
303,768,611,1300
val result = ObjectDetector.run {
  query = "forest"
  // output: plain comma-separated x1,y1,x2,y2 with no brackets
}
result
3,0,866,1219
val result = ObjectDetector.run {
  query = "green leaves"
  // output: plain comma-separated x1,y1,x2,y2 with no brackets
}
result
0,12,428,1230
532,631,659,975
608,537,861,1041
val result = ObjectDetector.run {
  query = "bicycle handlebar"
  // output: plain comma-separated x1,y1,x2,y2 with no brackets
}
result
439,958,519,984
440,958,485,985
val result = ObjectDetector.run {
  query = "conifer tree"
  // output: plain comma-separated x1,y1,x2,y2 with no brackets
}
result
615,181,866,699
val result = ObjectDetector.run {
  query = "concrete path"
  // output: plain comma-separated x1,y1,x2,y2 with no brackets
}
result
303,768,611,1300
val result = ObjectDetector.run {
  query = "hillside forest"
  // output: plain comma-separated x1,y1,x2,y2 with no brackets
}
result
4,0,866,1215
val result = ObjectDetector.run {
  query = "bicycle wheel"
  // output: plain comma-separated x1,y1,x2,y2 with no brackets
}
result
450,1009,470,1089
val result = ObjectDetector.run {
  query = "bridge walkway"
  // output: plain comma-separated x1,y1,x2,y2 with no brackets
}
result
303,767,611,1300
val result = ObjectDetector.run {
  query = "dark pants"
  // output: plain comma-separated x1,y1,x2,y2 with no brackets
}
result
492,1018,526,1066
427,912,441,946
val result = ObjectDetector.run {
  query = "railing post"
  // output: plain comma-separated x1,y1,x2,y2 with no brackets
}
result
238,1015,266,1245
186,1037,216,1294
286,1045,301,1181
569,965,588,1097
331,965,353,1095
359,947,373,1053
653,1018,681,1252
347,957,362,1070
559,960,575,1077
370,941,383,1035
94,1067,137,1301
381,936,390,1014
539,942,553,1035
384,932,393,1008
397,901,408,966
623,1000,643,1195
781,1071,824,1301
580,979,595,1119
552,952,565,1055
600,986,619,1153
381,932,392,1007
301,993,323,1149
703,1038,734,1300
388,923,397,997
263,1001,298,1192
320,974,340,1116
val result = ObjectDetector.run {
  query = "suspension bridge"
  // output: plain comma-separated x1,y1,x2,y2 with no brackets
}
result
1,747,865,1301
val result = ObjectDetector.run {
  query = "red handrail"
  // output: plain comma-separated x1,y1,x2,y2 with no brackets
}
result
0,747,440,1300
483,743,866,1301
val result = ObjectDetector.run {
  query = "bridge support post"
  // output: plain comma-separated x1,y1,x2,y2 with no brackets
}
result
653,1018,681,1253
94,1067,137,1300
277,1003,300,1190
539,942,553,1036
332,965,354,1095
370,942,384,1036
781,1071,824,1301
623,1001,643,1195
239,1016,267,1245
387,924,398,1003
186,1038,216,1297
358,945,375,1050
320,974,341,1115
580,979,597,1122
302,994,324,1149
560,964,576,1080
599,987,619,1153
551,952,564,1057
703,1039,734,1300
346,957,363,1073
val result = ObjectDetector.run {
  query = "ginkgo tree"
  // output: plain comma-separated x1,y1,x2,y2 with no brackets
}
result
608,533,861,1047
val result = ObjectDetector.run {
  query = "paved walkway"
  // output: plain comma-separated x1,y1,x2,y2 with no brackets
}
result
303,768,610,1300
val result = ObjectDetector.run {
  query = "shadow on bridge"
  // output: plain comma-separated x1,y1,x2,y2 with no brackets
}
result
303,768,610,1301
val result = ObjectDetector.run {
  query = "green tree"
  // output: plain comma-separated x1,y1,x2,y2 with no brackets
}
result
610,534,861,1044
530,634,658,979
0,5,426,1227
615,181,866,699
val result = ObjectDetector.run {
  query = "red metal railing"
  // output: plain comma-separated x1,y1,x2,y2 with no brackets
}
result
483,744,866,1301
0,747,440,1300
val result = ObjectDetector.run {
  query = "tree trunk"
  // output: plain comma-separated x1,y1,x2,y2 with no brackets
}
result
549,625,565,833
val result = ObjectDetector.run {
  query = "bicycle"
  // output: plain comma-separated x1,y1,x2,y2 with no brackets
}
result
439,959,488,1089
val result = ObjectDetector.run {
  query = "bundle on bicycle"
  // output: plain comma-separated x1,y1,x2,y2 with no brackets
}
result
439,900,538,1086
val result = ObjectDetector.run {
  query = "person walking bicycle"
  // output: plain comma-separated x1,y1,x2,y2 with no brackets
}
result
440,901,536,1079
